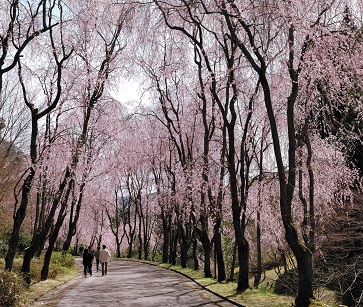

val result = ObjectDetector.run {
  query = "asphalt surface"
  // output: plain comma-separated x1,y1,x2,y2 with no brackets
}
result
38,259,237,307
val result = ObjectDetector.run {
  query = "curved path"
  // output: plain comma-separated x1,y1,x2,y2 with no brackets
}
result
45,259,237,307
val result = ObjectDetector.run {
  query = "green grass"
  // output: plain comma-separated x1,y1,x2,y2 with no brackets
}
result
17,265,79,306
127,258,341,307
126,259,295,306
1,255,341,307
0,252,79,306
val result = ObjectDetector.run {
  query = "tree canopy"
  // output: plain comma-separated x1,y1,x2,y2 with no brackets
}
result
1,1,362,307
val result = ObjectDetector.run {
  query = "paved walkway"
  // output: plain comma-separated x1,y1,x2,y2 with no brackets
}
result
39,259,238,307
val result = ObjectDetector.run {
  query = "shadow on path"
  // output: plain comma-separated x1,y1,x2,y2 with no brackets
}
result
34,259,239,307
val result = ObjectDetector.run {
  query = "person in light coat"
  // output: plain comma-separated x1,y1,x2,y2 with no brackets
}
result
99,244,112,276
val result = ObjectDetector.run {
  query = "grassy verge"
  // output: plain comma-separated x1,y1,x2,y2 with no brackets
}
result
17,265,80,306
1,255,340,307
0,252,81,306
124,258,339,307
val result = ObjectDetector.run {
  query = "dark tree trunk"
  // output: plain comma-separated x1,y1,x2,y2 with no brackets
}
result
197,193,212,277
295,252,313,307
5,168,35,271
5,109,38,272
127,236,133,258
226,119,249,291
202,240,211,277
213,226,226,282
41,248,52,281
238,237,249,292
21,238,39,285
41,195,69,280
170,230,178,265
254,213,262,288
21,169,70,284
192,238,199,271
162,221,170,263
229,241,237,281
285,224,314,307
179,226,188,268
2,2,62,272
180,245,187,268
198,229,212,277
115,233,121,258
62,199,78,251
142,217,150,261
125,200,137,259
138,215,142,260
161,206,172,263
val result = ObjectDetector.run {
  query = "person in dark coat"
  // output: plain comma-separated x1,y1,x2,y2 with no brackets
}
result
95,246,101,272
82,247,93,277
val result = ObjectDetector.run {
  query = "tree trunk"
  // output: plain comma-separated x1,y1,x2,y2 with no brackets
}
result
41,202,68,280
254,213,262,288
22,228,49,285
22,171,70,284
143,229,149,260
213,227,226,282
229,241,237,281
5,168,35,271
138,216,142,260
115,233,121,258
202,240,211,277
162,224,170,263
62,200,77,251
198,229,212,277
192,238,199,271
127,236,133,258
295,251,314,307
170,230,178,265
179,227,188,268
285,223,314,307
41,248,52,281
21,244,37,285
237,236,249,291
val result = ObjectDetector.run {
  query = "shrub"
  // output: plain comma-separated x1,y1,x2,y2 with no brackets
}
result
51,251,74,268
17,232,32,253
0,238,8,258
0,231,32,257
0,270,25,307
47,266,67,279
274,269,298,296
68,246,77,256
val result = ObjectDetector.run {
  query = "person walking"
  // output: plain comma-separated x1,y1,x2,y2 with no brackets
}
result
99,244,111,276
95,246,101,272
82,247,93,277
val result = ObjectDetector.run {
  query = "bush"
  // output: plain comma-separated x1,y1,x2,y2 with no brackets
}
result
0,232,9,258
0,270,25,307
47,266,67,279
0,231,33,254
274,269,298,295
17,232,32,254
51,251,74,268
0,238,8,258
23,253,73,283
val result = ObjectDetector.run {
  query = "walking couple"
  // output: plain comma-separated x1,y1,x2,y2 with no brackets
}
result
95,244,112,276
83,244,111,277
